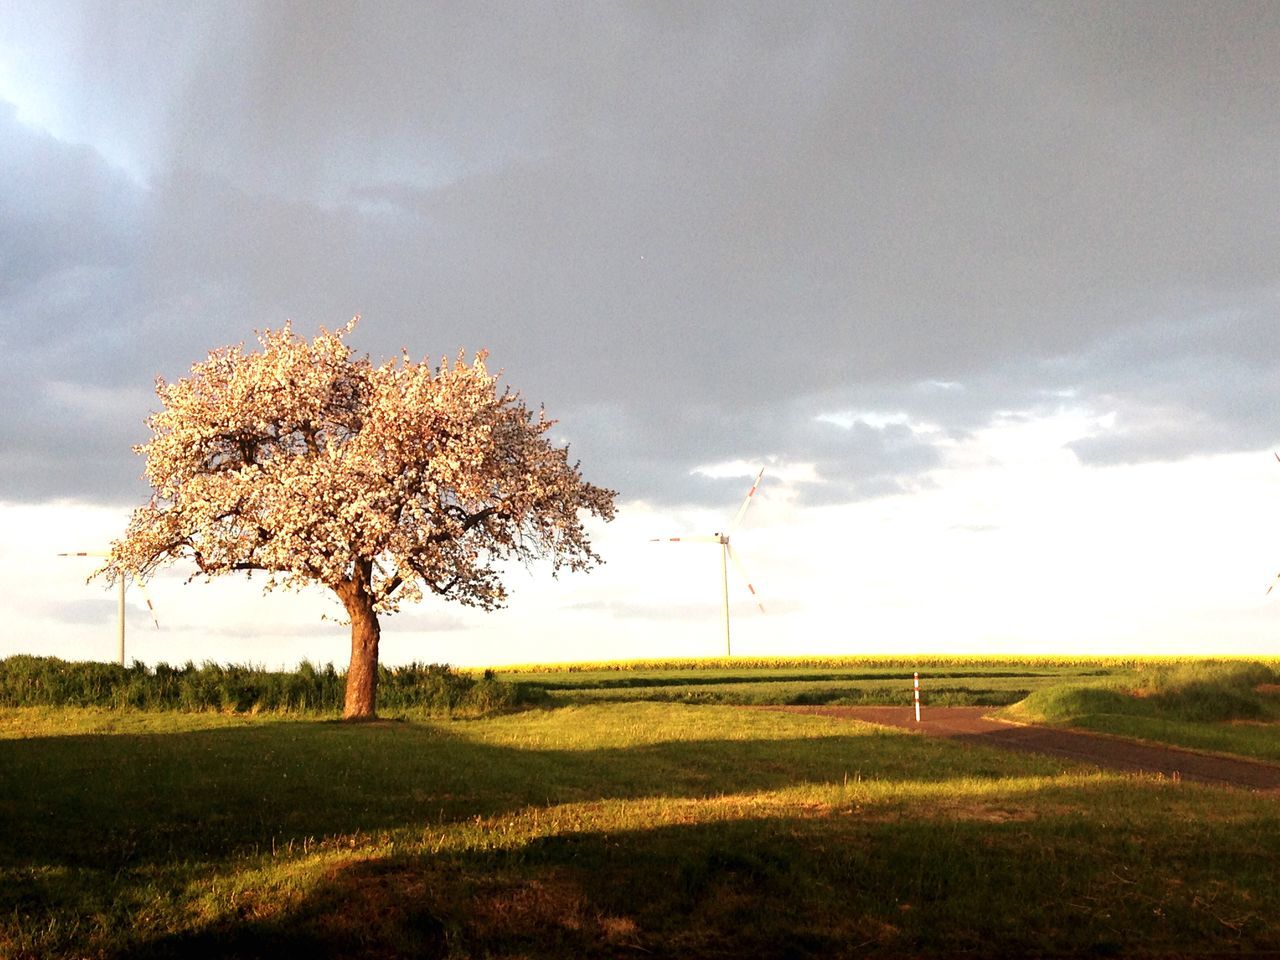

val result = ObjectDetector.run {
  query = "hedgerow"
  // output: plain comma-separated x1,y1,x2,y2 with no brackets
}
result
0,656,537,715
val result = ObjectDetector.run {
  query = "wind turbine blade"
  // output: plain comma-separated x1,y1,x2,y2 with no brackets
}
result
1268,574,1280,596
650,535,721,544
725,543,765,614
137,582,160,629
729,468,765,531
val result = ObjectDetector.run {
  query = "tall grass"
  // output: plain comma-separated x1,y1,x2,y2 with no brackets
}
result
1130,660,1277,721
0,656,533,715
1004,660,1280,762
1012,660,1278,725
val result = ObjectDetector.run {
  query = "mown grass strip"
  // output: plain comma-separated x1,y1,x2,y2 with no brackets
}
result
492,654,1279,675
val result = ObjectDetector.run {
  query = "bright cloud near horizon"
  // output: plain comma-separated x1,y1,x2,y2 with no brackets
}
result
2,2,1280,668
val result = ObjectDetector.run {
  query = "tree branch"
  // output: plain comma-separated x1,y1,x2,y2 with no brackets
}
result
428,504,505,543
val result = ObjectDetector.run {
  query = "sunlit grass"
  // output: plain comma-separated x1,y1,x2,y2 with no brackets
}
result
496,657,1145,711
5,700,1280,957
1005,660,1280,762
0,705,271,739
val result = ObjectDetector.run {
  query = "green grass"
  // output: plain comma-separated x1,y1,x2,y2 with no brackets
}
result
501,659,1129,709
0,655,532,715
491,654,1189,674
1004,660,1280,763
4,699,1280,957
546,675,1041,707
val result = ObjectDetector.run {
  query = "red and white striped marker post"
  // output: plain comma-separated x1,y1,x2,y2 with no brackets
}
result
913,671,921,723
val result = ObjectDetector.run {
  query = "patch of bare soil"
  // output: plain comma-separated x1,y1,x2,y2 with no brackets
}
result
776,706,1280,792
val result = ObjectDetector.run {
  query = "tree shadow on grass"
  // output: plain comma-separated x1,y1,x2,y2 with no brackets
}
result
113,791,1280,960
0,715,1051,872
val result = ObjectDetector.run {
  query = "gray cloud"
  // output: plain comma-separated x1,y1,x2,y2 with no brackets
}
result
2,2,1278,507
555,392,945,508
1064,307,1280,465
384,609,470,633
0,103,141,293
567,597,798,620
47,597,117,627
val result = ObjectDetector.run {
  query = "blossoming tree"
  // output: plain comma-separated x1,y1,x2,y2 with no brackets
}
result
100,319,616,719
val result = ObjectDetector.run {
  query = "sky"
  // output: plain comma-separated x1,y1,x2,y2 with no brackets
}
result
2,1,1279,668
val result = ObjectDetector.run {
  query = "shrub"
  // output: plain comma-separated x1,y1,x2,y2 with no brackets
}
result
0,656,529,717
1012,661,1278,724
1135,661,1276,722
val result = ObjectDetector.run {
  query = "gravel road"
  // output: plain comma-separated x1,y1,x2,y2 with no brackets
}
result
776,706,1280,792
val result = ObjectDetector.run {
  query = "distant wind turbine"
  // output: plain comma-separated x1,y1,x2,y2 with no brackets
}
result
651,468,766,656
1270,452,1280,596
58,551,159,666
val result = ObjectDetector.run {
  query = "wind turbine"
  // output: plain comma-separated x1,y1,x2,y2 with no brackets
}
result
58,551,159,666
1270,452,1280,596
651,468,766,656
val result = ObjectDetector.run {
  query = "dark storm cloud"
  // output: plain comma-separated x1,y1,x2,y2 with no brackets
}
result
0,109,127,288
0,103,155,500
0,101,141,335
2,1,1279,506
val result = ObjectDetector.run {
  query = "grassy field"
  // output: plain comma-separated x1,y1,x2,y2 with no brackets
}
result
495,657,1127,708
3,658,1280,958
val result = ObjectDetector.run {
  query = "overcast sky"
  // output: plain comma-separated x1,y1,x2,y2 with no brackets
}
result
3,1,1280,667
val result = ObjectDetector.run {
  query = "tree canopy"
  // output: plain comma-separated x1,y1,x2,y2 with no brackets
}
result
102,319,616,717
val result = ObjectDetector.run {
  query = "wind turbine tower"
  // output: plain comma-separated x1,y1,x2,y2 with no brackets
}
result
57,551,158,666
651,468,766,656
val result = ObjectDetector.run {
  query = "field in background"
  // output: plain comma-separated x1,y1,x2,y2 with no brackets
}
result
498,661,1103,707
2,655,1278,957
496,655,1273,711
502,656,1280,762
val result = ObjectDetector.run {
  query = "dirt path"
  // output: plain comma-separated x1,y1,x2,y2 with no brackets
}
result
777,706,1280,792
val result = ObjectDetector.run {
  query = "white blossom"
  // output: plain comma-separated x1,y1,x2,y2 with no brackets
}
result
99,318,615,717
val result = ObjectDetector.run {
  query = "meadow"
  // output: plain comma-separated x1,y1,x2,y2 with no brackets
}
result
1,656,1278,958
495,656,1120,709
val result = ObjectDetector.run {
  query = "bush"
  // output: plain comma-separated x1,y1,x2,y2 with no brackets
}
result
1135,661,1276,722
0,656,530,717
1136,660,1275,692
1012,661,1278,724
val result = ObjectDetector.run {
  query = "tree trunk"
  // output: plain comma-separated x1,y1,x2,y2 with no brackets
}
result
338,573,381,720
